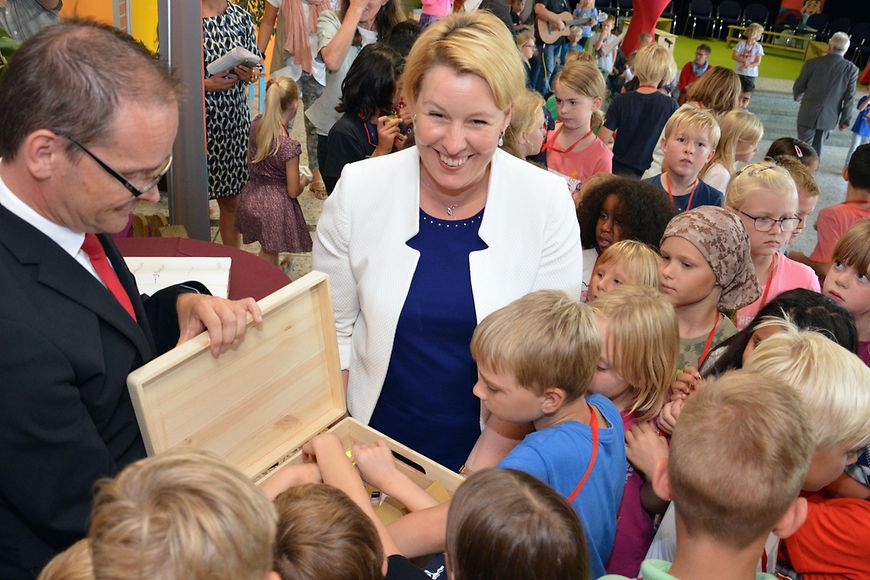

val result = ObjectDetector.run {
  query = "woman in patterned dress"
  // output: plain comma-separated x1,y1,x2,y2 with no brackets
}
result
202,0,262,247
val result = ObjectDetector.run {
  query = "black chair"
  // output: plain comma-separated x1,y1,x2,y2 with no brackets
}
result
742,3,769,27
771,11,801,34
815,17,850,42
801,12,828,37
684,0,714,37
616,0,632,19
595,0,614,13
661,1,676,33
714,0,742,39
849,22,870,67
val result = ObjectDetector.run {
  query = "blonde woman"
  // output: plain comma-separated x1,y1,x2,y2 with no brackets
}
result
313,12,582,472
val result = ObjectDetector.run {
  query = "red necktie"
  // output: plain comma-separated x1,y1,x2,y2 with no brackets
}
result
81,233,137,322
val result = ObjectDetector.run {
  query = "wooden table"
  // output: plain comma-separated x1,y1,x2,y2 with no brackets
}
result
726,24,812,59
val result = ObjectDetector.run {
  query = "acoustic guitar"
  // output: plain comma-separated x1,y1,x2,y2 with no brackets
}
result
536,11,607,45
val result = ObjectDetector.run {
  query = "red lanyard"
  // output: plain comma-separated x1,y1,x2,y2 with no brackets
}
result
544,124,594,154
638,84,658,90
758,253,780,307
566,403,599,504
664,173,699,212
698,311,721,368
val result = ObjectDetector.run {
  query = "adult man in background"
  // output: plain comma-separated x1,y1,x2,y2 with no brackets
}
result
0,0,61,41
0,20,260,577
793,31,859,158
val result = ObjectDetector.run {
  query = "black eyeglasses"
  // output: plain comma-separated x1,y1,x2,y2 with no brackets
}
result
739,210,801,233
61,134,172,198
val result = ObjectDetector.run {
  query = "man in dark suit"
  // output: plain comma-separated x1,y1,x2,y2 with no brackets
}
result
0,21,261,578
793,31,859,159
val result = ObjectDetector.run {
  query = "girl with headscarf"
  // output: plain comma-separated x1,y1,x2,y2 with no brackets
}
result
658,205,761,370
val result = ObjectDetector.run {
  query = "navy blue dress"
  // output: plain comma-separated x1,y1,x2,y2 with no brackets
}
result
369,209,488,471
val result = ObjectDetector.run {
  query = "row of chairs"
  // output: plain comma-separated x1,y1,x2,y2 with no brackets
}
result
593,0,678,33
684,0,768,38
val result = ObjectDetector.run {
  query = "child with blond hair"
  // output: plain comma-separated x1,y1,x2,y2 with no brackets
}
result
236,76,312,265
545,58,612,190
598,44,678,178
383,290,626,578
773,155,820,245
659,205,761,369
733,22,764,92
586,240,660,302
604,369,815,580
699,110,763,193
645,107,723,212
88,449,278,580
502,89,546,161
589,286,679,575
726,161,820,329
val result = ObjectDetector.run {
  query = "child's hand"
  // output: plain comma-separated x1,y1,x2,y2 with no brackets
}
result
259,463,323,499
657,398,685,435
625,421,669,479
353,440,404,491
669,366,702,401
302,432,343,462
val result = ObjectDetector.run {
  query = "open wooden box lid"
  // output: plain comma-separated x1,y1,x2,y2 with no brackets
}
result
126,272,346,481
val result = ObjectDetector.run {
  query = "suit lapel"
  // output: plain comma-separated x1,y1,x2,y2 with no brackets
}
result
0,205,154,361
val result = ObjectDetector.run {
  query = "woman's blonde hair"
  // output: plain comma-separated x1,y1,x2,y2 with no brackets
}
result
403,11,524,111
253,76,299,164
724,161,797,211
273,484,383,580
590,285,679,422
503,89,544,158
634,44,676,85
594,240,660,290
700,110,763,183
554,58,606,100
38,539,93,580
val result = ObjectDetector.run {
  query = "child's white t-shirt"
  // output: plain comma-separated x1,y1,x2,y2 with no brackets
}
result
734,40,764,78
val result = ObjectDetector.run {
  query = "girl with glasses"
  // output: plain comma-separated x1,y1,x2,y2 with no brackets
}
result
725,162,821,329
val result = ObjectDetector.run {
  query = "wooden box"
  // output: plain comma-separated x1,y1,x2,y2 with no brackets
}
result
126,271,463,501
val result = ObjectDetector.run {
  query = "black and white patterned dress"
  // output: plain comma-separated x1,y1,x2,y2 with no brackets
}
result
203,3,261,199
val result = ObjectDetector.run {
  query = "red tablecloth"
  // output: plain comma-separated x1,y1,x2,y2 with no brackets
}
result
115,237,291,301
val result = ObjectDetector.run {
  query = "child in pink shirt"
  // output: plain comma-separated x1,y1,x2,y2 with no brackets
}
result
545,59,612,194
725,162,820,329
590,285,679,577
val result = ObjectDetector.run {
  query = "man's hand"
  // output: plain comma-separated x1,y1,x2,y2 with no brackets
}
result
175,293,262,356
204,71,238,92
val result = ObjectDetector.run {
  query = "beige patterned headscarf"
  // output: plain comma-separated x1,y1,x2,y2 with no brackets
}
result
661,206,761,311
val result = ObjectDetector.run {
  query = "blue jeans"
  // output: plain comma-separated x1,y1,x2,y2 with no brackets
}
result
542,43,562,92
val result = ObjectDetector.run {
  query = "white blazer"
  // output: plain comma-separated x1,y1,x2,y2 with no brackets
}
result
312,147,583,423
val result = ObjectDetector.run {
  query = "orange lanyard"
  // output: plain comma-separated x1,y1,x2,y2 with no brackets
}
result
566,403,599,504
758,253,780,308
698,311,721,368
664,173,699,212
544,125,594,154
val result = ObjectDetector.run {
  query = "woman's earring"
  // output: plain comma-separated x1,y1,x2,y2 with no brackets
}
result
498,131,505,147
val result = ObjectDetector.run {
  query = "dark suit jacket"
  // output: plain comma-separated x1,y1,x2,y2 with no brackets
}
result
793,52,859,130
0,204,202,578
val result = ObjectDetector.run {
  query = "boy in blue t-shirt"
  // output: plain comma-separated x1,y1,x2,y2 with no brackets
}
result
644,106,724,213
471,290,626,579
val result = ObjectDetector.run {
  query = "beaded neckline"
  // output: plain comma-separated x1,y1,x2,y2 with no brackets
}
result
420,208,484,228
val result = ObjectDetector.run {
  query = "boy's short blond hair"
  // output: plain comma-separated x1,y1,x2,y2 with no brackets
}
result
273,484,383,580
771,155,820,198
724,161,798,211
38,539,93,580
89,449,277,580
470,290,599,401
832,219,870,275
670,370,814,548
554,58,606,100
744,326,870,449
744,22,764,39
590,285,678,421
662,106,721,150
594,240,660,290
565,50,596,65
634,44,676,86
